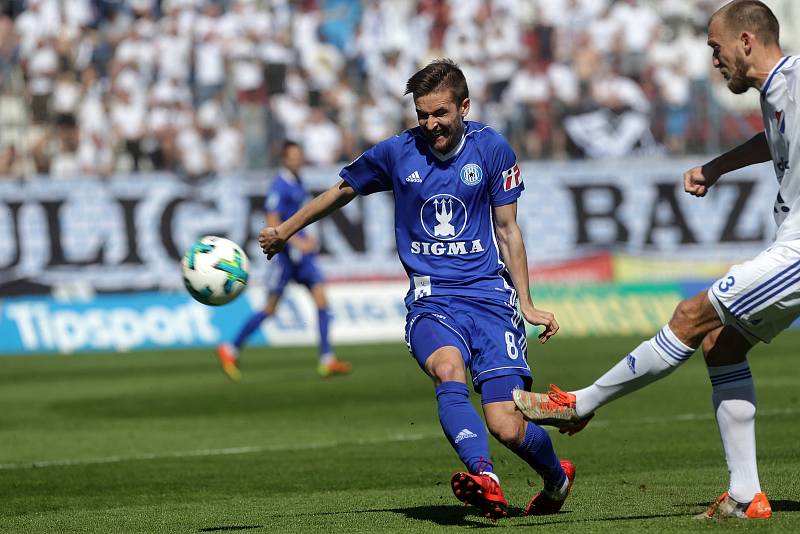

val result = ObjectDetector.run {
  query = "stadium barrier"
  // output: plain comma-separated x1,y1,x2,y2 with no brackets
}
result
2,158,797,355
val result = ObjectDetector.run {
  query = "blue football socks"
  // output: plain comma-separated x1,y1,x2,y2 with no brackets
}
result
515,422,566,488
436,381,493,474
318,308,332,357
233,311,269,350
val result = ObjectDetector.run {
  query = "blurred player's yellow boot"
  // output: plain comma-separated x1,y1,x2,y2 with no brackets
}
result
451,471,508,520
695,492,772,520
317,356,352,377
216,343,241,382
524,460,576,515
513,385,594,435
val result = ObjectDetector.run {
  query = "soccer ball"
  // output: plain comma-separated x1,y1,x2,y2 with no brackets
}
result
182,236,250,306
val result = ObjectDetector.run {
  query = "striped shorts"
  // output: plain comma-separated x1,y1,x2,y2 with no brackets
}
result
709,240,800,343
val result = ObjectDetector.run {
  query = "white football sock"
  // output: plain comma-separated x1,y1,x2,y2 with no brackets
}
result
709,362,761,503
544,472,571,500
480,471,500,484
573,325,695,417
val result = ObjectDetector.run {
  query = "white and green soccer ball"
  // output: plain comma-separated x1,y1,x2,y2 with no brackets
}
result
182,236,250,306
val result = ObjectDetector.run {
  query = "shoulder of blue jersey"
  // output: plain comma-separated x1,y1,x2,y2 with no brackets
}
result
466,123,516,160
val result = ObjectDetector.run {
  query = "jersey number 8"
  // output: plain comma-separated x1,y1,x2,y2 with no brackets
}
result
505,331,519,360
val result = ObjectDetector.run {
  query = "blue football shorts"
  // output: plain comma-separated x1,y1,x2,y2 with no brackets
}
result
405,294,531,394
266,252,324,296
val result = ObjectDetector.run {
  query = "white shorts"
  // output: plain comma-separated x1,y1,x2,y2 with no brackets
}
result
708,241,800,344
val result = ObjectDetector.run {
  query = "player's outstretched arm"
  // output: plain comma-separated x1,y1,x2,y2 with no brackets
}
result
264,212,318,254
259,180,357,259
493,202,559,344
684,132,771,197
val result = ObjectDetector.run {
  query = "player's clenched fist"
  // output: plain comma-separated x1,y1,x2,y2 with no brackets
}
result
683,165,719,197
258,227,285,259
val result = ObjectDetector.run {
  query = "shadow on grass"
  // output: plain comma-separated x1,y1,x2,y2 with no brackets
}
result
198,526,263,532
688,499,800,512
772,500,800,512
390,504,524,527
260,505,527,527
192,500,800,532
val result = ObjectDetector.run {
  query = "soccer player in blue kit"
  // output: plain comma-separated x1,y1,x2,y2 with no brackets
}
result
217,141,352,381
258,59,574,519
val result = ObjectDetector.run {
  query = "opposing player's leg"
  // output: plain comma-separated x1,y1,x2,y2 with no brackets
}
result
514,290,721,431
482,381,574,516
695,243,800,518
309,283,351,377
695,325,771,519
408,315,507,519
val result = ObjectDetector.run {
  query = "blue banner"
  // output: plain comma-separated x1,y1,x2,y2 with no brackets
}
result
0,291,258,354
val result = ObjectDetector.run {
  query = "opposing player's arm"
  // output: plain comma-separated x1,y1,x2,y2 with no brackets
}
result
264,212,317,254
684,132,771,197
492,202,559,344
259,180,357,259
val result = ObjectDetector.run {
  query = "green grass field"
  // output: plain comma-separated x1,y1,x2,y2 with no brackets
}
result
1,332,798,533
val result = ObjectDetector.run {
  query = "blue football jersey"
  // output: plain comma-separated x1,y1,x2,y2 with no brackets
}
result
265,170,311,261
340,121,524,306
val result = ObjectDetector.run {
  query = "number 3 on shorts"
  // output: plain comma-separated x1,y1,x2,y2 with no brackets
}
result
718,275,735,293
505,331,519,360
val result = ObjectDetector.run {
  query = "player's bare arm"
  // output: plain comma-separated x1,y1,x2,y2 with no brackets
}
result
492,201,559,343
684,132,771,197
264,212,317,254
259,180,357,259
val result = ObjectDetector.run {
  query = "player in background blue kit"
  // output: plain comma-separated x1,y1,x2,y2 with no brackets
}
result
217,141,352,381
259,60,574,520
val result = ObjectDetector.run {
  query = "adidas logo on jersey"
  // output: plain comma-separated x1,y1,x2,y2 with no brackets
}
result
406,170,423,183
454,428,478,444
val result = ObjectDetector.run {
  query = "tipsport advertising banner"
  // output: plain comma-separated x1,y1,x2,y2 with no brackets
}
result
0,282,409,355
0,158,781,297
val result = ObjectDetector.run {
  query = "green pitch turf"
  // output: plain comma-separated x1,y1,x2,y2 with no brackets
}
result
1,332,798,533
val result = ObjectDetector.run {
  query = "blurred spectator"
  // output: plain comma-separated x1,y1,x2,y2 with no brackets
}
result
504,57,552,158
610,0,659,78
301,107,342,166
78,130,115,176
0,145,17,176
110,86,147,171
26,37,58,123
193,2,226,104
0,15,18,89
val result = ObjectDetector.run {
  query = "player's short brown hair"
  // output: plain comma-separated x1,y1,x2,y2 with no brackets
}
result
712,0,780,46
404,59,469,104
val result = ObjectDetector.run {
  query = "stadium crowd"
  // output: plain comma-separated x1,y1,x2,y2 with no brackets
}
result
0,0,784,178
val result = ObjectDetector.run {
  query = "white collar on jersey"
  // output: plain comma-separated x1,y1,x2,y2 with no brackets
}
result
761,55,792,96
278,167,300,183
429,130,467,161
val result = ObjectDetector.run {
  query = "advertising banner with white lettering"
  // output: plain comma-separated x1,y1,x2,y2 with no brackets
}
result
0,158,779,297
1,280,797,355
0,282,408,355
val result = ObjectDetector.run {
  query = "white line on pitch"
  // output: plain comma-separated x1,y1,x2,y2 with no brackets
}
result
0,432,438,471
1,407,797,471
